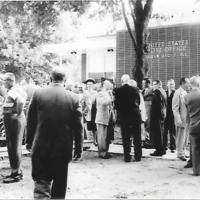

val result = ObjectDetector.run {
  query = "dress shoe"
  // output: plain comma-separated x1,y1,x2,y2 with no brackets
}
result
178,156,187,161
142,141,154,149
193,173,200,176
83,146,90,151
99,153,112,159
150,151,163,156
134,157,141,162
124,155,131,162
73,154,83,161
184,162,192,168
3,170,23,183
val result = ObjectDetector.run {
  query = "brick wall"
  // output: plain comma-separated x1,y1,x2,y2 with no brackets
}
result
116,23,200,89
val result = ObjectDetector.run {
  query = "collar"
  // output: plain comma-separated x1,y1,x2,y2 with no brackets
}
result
51,82,63,87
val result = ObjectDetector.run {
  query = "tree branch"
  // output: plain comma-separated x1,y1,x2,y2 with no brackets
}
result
128,0,136,23
121,0,137,50
143,0,154,27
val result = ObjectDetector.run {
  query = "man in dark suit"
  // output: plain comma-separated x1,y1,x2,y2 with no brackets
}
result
114,74,142,162
150,80,167,156
26,67,82,199
163,79,176,153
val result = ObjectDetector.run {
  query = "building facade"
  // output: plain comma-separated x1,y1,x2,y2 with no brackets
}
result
42,35,116,83
116,23,200,88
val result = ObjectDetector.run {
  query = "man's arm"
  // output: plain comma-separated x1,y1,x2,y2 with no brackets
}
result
26,91,38,150
73,96,83,157
113,88,119,110
184,95,190,125
172,90,182,126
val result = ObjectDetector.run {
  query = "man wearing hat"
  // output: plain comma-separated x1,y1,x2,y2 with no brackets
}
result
82,78,98,145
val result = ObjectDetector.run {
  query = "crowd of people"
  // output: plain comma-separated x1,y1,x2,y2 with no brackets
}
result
0,67,200,199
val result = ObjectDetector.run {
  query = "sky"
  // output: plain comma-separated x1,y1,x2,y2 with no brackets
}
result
150,0,200,26
46,0,200,46
80,0,200,37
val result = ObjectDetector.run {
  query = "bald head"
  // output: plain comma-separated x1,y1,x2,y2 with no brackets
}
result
129,79,137,87
121,74,130,85
190,76,200,88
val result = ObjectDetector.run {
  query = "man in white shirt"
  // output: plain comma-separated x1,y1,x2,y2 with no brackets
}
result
2,72,27,183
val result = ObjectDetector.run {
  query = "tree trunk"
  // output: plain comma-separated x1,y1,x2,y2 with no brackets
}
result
121,0,154,89
133,21,146,89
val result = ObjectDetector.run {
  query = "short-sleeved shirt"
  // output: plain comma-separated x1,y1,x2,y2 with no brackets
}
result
3,85,27,115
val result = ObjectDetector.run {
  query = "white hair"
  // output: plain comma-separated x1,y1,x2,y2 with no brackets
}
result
103,80,112,89
190,76,200,88
129,79,137,87
121,74,130,85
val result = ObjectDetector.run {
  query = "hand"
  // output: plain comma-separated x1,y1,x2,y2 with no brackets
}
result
26,144,32,152
177,119,182,126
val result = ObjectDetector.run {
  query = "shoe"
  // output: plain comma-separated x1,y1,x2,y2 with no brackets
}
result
142,141,154,149
83,146,90,151
134,158,141,162
150,151,163,156
3,170,23,183
73,154,83,161
171,150,175,153
124,155,131,162
178,156,187,161
184,162,192,168
99,154,112,159
93,142,98,146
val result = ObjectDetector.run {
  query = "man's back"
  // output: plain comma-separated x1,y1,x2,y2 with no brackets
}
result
185,88,200,133
114,84,141,125
26,83,82,160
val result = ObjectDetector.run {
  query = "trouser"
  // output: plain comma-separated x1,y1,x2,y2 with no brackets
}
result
150,119,165,154
96,124,109,157
32,156,69,199
144,101,151,133
176,126,186,157
121,123,142,160
187,143,192,165
163,122,176,150
190,133,200,175
73,130,83,157
3,114,26,172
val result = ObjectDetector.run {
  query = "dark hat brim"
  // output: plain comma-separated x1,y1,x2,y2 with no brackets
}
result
84,78,96,84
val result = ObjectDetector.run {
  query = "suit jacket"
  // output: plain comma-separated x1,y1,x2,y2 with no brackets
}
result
172,87,188,128
150,89,167,121
165,90,175,126
26,83,82,161
114,84,141,125
95,90,112,126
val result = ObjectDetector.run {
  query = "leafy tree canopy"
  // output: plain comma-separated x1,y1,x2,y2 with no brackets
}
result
0,1,89,82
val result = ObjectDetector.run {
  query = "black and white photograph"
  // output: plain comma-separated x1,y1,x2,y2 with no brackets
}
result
0,0,200,199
